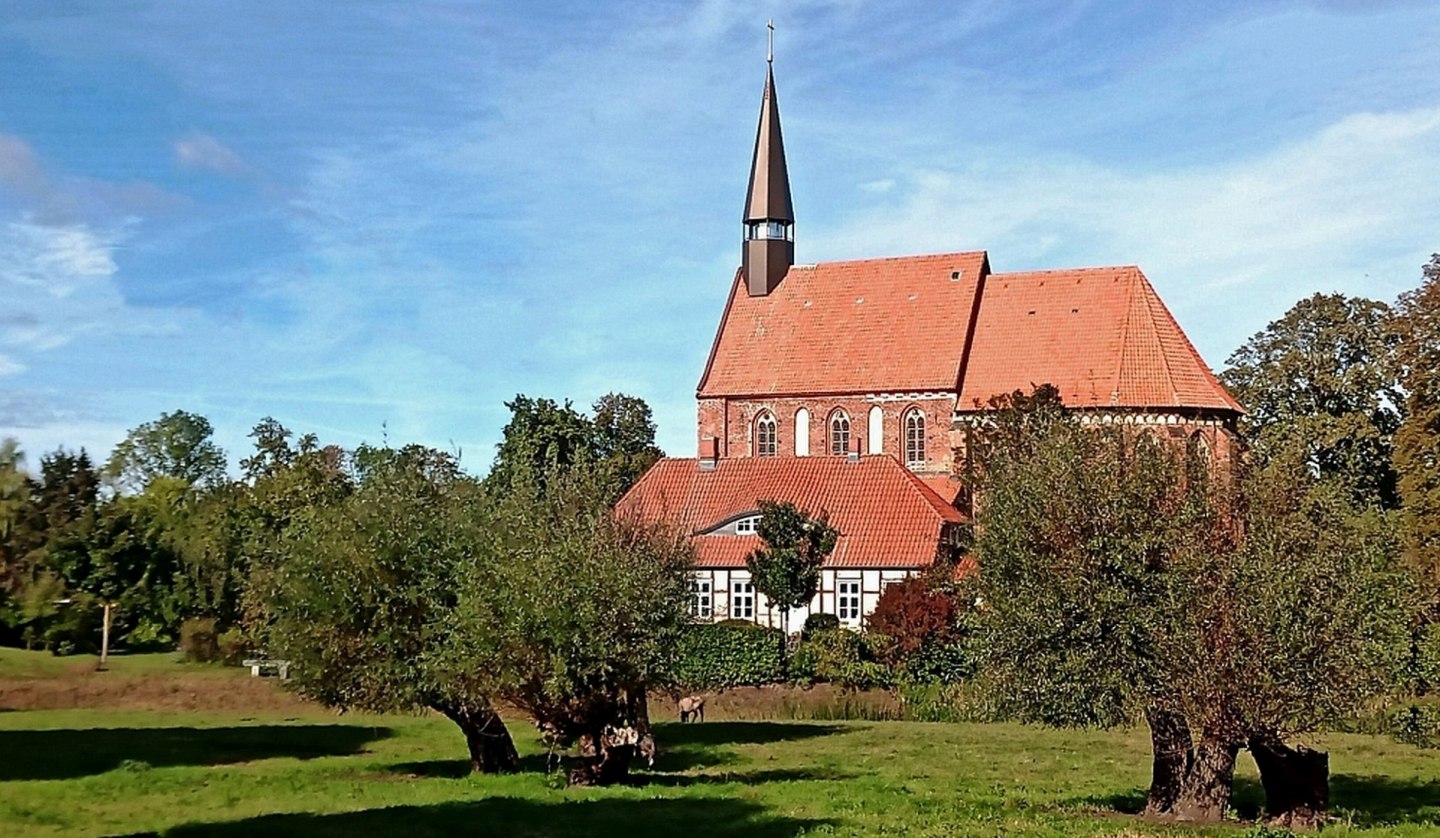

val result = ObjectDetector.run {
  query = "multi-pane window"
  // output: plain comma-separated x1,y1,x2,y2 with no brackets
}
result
829,411,851,456
734,515,760,534
691,578,713,619
904,409,926,467
755,412,777,457
731,579,755,620
837,580,861,621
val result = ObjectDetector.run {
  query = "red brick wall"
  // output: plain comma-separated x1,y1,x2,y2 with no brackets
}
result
697,394,954,470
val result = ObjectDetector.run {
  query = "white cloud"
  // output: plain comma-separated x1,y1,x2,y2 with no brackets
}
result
808,106,1440,363
0,354,24,376
0,219,124,296
174,131,246,175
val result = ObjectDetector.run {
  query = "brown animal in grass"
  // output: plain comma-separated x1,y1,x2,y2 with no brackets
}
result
678,694,705,723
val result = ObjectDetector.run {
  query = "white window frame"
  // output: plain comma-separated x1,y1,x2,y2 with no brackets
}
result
755,412,777,457
829,410,851,457
837,579,862,621
691,578,713,619
731,579,755,620
734,515,760,535
904,408,926,468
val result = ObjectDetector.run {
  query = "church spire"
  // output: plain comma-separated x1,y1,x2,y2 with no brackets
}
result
742,20,794,297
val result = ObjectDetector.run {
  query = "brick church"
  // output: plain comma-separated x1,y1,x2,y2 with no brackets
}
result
618,55,1242,629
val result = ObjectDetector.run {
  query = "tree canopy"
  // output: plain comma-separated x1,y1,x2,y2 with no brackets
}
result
106,410,227,494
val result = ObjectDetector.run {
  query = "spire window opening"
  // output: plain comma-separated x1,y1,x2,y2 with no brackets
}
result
746,221,793,242
904,409,926,468
755,412,777,457
829,410,851,457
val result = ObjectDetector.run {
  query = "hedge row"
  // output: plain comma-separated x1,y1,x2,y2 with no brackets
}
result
671,621,784,690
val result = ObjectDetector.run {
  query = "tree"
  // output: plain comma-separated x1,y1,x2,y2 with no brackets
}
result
592,392,664,493
1222,293,1403,508
486,395,599,495
865,576,968,683
1394,254,1440,599
107,410,227,493
261,445,520,774
971,387,1410,826
486,393,664,500
446,467,692,785
745,500,839,670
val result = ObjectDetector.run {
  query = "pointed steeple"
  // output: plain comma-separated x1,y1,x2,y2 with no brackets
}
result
742,22,794,297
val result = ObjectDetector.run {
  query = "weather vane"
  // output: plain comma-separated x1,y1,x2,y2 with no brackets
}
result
767,19,774,65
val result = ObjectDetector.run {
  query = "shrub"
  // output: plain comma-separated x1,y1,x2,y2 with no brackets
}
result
179,617,219,662
1391,702,1440,748
671,622,784,690
1415,623,1440,693
801,613,840,638
865,578,958,661
217,627,252,665
789,627,891,690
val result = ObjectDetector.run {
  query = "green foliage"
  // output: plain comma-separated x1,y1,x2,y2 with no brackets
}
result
179,617,220,663
106,410,227,494
788,628,891,691
671,621,784,690
1394,255,1440,601
801,613,839,638
486,393,664,501
745,501,838,636
1222,292,1403,509
1389,702,1440,749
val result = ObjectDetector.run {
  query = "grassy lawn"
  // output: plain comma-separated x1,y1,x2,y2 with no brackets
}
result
3,650,1440,836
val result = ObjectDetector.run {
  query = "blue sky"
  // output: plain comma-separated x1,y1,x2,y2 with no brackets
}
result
1,0,1438,474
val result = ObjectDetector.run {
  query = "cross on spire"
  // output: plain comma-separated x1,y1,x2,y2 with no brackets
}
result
767,19,774,65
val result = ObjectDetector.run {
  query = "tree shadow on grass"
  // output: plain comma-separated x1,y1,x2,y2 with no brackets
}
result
165,795,834,837
641,767,858,787
1072,775,1440,827
0,725,390,782
656,721,843,748
1332,774,1440,826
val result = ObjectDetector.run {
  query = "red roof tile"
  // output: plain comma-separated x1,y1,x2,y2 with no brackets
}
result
698,252,991,396
616,455,964,569
958,267,1241,412
698,252,1238,413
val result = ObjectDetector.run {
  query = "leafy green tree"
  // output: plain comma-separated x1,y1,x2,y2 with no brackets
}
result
107,410,227,493
1223,293,1403,508
445,467,693,785
262,445,520,773
0,439,36,636
745,501,838,644
972,387,1410,826
592,392,664,492
486,395,598,496
1394,254,1440,600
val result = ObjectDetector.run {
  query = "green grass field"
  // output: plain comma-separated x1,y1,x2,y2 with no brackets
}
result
3,649,1440,837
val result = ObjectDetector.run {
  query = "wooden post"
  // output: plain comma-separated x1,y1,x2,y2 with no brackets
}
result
98,601,112,671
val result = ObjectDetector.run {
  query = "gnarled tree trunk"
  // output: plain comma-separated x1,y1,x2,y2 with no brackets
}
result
1249,732,1329,829
1143,706,1194,817
435,703,519,774
1171,736,1241,823
567,726,637,786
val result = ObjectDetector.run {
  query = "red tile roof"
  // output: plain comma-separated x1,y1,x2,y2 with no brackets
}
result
698,252,991,397
958,266,1241,412
697,252,1239,413
616,454,965,569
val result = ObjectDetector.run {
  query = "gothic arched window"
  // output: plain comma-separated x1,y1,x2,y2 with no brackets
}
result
829,410,851,457
794,408,810,456
904,409,926,468
755,411,777,457
1188,430,1210,467
867,406,884,454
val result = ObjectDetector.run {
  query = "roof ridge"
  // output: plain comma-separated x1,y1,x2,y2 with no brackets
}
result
868,454,965,520
809,250,987,268
990,264,1139,279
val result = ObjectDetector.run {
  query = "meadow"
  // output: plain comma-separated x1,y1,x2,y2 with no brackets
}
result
3,649,1440,837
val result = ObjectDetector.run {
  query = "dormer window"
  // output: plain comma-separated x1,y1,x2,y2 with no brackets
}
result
755,412,777,457
734,515,760,535
746,220,793,241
